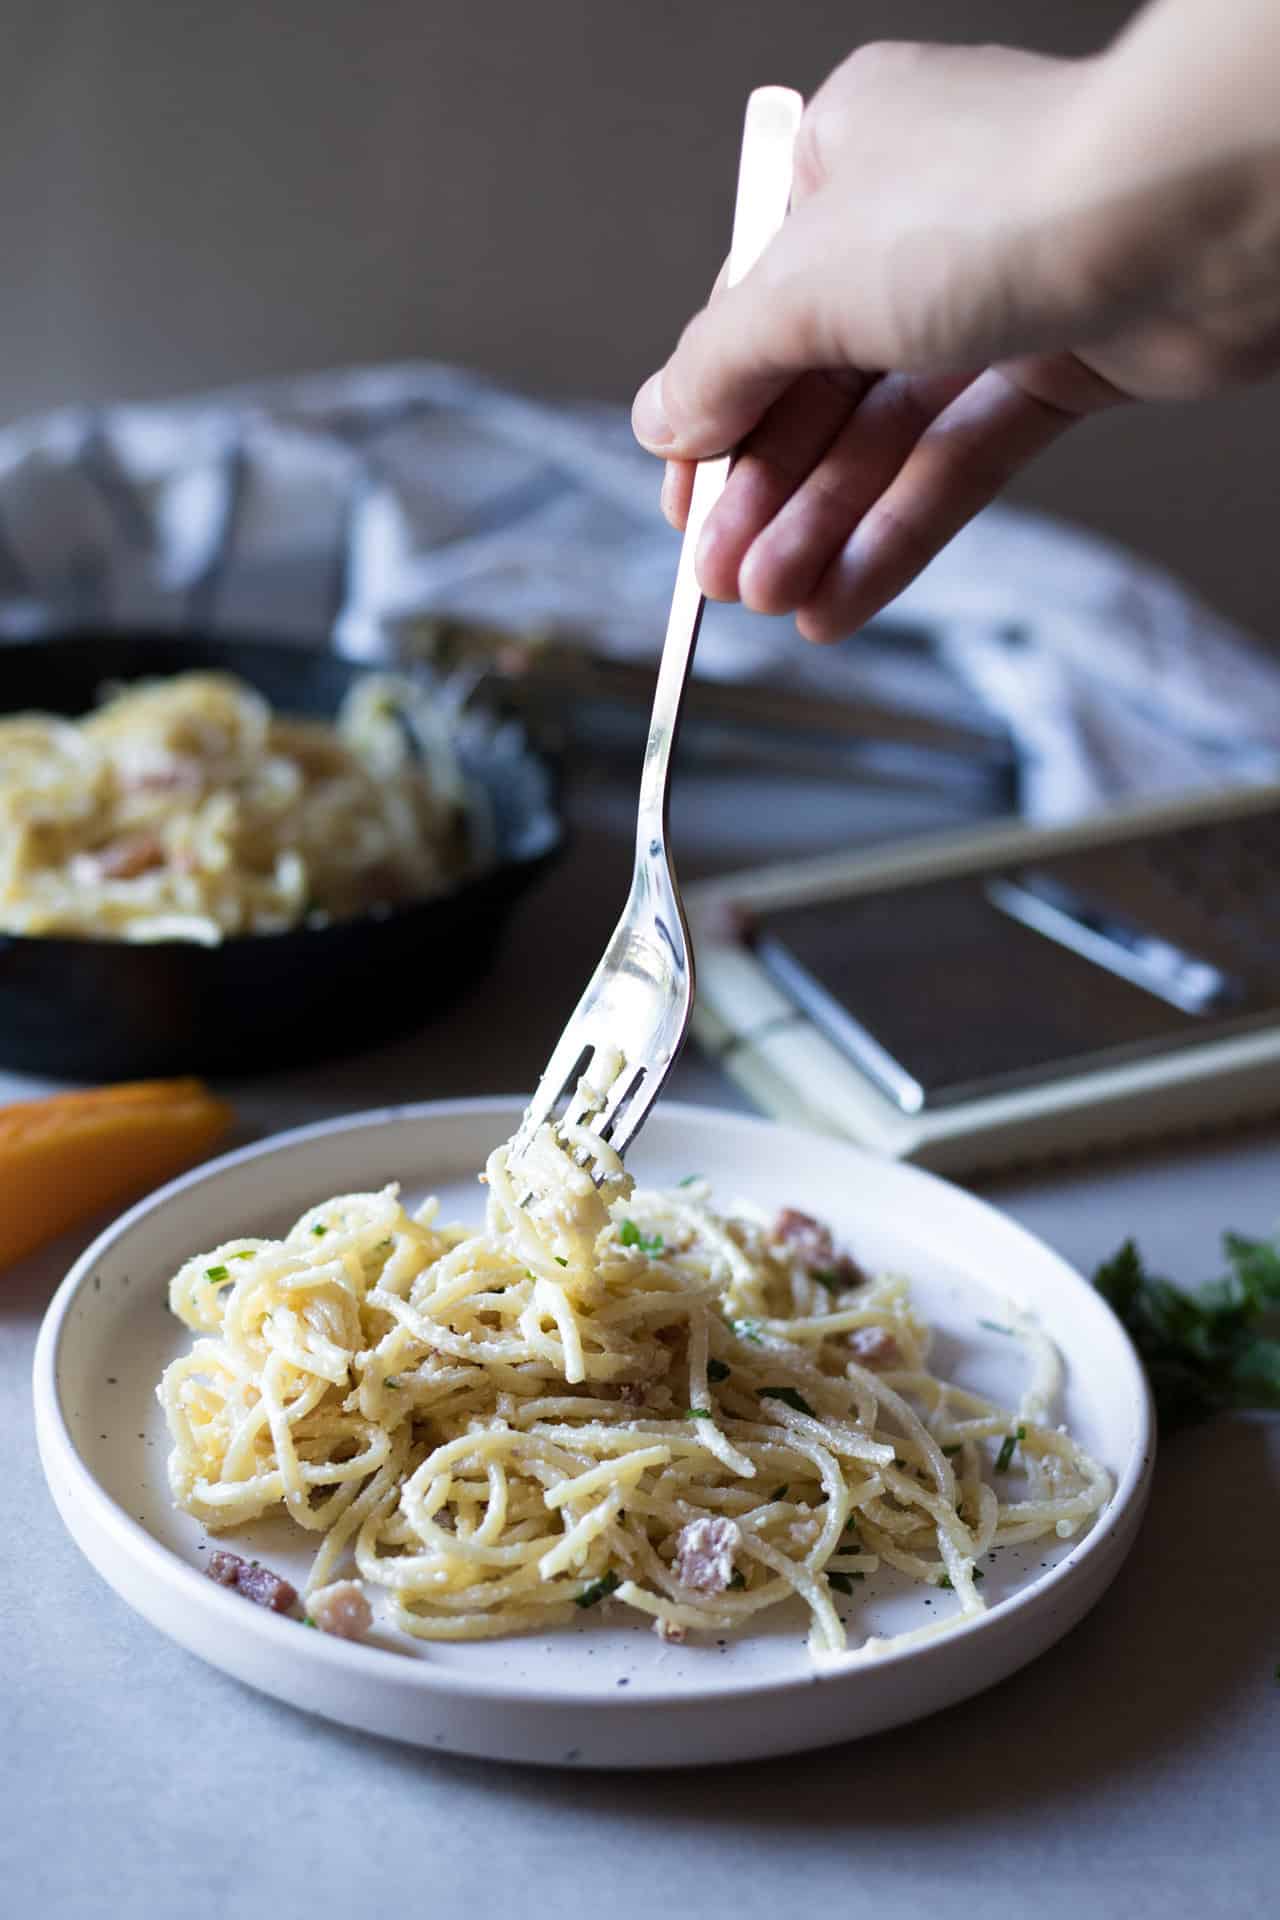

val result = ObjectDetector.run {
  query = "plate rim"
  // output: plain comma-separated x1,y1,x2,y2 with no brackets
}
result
33,1096,1156,1712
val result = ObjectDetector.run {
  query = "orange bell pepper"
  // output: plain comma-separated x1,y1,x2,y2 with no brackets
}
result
0,1078,234,1270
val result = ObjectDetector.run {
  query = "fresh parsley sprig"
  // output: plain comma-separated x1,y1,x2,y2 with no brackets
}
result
1094,1232,1280,1429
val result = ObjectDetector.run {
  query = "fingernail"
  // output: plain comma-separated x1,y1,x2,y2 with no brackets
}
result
659,461,678,523
632,373,675,449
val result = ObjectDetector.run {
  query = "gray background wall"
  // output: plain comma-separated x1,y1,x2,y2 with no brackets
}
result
3,0,1276,640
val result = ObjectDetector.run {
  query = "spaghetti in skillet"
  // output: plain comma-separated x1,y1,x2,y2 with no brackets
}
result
0,670,469,944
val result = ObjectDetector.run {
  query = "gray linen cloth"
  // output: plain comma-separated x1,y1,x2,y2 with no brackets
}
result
0,361,1277,821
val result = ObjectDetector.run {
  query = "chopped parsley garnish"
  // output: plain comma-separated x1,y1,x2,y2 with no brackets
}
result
706,1358,731,1384
941,1443,963,1457
759,1385,815,1417
554,1256,568,1268
727,1569,747,1590
233,1250,254,1261
1094,1232,1280,1429
574,1570,621,1610
994,1425,1026,1472
204,1265,229,1283
978,1318,1013,1335
310,1224,328,1238
827,1570,863,1595
730,1318,764,1345
678,1174,701,1188
619,1220,664,1254
686,1408,714,1420
302,1615,317,1628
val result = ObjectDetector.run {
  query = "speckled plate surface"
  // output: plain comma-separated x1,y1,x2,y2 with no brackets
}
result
33,1099,1153,1768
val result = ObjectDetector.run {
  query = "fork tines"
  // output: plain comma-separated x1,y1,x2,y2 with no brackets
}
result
510,1034,650,1179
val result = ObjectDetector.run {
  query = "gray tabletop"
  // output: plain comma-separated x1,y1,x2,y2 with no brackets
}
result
4,759,1277,1920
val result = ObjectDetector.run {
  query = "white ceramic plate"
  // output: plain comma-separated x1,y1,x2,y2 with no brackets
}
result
34,1098,1153,1768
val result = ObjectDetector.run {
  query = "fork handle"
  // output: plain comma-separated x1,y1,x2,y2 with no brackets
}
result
636,85,804,837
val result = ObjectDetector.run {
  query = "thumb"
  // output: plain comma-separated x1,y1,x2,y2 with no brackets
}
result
633,44,1095,460
633,183,1071,459
631,203,833,456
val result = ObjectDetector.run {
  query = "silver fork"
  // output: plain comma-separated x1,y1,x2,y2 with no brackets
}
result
509,85,803,1170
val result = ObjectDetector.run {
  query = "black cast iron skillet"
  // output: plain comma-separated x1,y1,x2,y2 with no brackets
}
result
0,631,564,1079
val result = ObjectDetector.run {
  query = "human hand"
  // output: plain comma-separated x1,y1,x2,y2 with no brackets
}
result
633,5,1280,641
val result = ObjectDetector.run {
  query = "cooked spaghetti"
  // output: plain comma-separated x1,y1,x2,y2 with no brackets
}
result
0,670,470,943
157,1123,1110,1655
